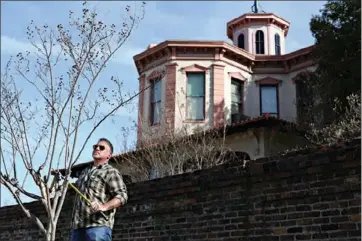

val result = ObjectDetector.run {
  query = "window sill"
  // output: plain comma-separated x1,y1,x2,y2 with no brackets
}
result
150,123,161,127
261,113,279,118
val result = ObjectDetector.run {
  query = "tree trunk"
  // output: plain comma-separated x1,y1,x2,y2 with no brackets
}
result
46,232,54,241
45,221,57,241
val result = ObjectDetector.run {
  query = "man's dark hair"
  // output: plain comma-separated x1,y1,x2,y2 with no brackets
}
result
98,138,114,154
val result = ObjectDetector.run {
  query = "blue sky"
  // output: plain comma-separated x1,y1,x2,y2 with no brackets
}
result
1,1,326,206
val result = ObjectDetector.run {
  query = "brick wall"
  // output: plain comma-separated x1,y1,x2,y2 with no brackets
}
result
0,139,360,241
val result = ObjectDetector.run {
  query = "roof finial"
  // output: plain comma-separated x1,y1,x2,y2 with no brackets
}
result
251,0,258,13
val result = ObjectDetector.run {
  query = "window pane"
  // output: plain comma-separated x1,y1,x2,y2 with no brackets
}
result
231,80,242,103
275,34,281,55
187,73,205,96
261,86,277,113
231,103,239,114
152,80,161,102
152,102,162,124
231,83,239,94
231,93,240,103
238,34,244,49
256,30,264,41
186,97,204,120
274,34,280,45
256,31,265,54
275,46,281,55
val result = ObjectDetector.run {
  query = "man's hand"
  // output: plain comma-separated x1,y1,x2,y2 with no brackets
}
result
91,201,107,212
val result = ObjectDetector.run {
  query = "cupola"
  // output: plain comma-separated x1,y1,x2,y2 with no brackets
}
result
226,2,290,55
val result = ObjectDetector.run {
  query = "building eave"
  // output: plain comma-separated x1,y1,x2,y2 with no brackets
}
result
133,40,315,75
227,13,290,28
226,13,291,40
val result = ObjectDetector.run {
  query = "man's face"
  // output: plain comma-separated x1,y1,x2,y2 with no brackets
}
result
92,140,112,160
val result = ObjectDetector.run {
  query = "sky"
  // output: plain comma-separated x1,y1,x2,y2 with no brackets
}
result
0,1,326,206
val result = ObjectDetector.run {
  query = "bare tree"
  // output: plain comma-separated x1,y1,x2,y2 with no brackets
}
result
117,125,245,182
294,71,361,145
0,2,145,240
305,92,361,145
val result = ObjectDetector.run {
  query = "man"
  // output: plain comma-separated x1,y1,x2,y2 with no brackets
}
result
70,138,128,241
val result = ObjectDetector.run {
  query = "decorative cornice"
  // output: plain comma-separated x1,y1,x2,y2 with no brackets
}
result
133,40,314,75
255,77,282,85
146,69,166,81
181,64,210,74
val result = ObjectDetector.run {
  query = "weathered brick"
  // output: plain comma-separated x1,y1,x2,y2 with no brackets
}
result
339,223,356,230
313,203,330,210
313,217,330,224
280,235,295,241
288,227,303,233
296,205,312,212
322,209,340,216
296,218,313,225
331,216,350,222
312,232,329,239
350,215,361,221
321,224,339,231
217,231,230,237
296,234,312,240
288,213,304,219
304,211,321,218
329,231,349,238
273,227,287,234
348,230,361,237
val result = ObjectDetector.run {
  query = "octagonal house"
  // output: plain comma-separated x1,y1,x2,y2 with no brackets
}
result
133,10,315,160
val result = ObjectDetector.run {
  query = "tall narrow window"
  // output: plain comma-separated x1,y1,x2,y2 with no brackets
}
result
275,34,281,55
255,30,265,54
186,72,205,120
260,85,278,117
150,79,161,125
238,33,245,49
231,78,243,123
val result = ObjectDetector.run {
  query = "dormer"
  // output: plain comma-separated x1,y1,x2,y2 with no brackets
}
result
226,13,290,56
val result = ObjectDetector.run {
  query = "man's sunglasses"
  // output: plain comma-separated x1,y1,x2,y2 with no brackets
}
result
93,145,106,151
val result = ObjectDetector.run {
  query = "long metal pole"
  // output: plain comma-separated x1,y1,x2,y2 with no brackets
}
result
66,180,109,220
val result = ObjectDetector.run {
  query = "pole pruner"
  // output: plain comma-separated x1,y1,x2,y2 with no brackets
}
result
55,170,109,221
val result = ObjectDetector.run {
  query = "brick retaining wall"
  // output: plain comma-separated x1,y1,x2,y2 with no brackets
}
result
0,139,360,241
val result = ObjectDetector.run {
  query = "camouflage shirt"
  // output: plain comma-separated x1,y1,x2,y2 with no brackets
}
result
71,163,128,229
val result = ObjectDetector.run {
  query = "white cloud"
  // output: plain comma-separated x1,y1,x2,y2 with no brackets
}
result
111,43,144,66
1,35,35,56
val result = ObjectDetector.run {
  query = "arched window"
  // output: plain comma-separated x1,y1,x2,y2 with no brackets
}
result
238,33,245,49
255,30,265,54
275,34,281,55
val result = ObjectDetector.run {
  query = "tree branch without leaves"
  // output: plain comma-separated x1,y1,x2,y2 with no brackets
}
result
0,2,146,241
